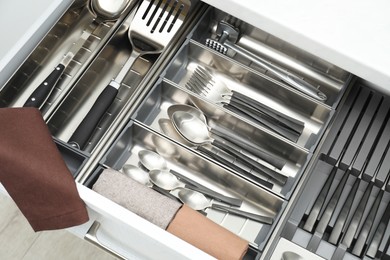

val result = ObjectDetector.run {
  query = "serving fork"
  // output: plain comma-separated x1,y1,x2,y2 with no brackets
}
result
186,65,305,142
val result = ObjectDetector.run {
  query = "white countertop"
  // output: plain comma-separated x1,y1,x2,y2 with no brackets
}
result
203,0,390,94
0,0,390,93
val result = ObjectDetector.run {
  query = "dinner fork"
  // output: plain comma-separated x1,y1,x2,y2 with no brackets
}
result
186,66,304,142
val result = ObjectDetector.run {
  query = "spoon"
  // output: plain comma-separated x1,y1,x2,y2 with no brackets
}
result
24,0,131,108
167,104,286,170
122,164,152,187
138,150,242,207
171,111,287,184
177,189,273,224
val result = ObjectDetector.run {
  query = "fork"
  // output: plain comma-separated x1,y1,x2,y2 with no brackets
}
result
186,65,305,142
68,0,191,150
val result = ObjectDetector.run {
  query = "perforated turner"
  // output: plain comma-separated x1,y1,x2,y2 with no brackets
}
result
69,0,191,149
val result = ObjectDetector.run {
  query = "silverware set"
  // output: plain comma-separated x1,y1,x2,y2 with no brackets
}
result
186,65,305,142
162,103,289,189
120,149,274,224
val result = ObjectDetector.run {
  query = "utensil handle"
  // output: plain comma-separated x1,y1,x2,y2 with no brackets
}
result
209,126,286,170
212,137,287,185
198,146,273,189
211,204,274,224
224,41,327,101
170,169,242,207
68,82,118,149
23,64,65,108
230,90,305,134
224,101,299,142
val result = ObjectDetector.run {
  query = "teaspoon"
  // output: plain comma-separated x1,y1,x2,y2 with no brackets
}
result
138,150,242,207
177,189,273,224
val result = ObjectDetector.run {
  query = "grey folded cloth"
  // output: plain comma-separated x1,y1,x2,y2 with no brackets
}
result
92,168,182,229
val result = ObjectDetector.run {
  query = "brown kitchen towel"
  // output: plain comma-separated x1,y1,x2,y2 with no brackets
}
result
0,107,89,231
92,168,182,229
167,204,249,260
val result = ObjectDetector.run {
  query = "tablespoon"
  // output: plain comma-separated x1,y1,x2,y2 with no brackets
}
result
138,150,242,207
122,164,152,187
167,104,286,170
171,110,287,184
177,188,273,224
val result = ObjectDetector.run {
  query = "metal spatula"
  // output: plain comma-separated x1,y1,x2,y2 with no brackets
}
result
69,0,191,149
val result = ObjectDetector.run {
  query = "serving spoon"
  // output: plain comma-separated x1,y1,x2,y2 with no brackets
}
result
177,188,273,224
24,0,132,108
138,150,242,207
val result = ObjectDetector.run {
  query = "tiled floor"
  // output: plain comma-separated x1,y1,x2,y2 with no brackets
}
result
0,194,116,259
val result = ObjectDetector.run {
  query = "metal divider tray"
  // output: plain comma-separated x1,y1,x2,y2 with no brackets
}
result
0,0,136,117
87,120,286,254
0,2,359,259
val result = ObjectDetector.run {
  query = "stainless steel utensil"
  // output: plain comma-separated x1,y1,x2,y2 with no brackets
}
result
68,0,191,149
186,65,304,142
205,21,327,101
138,149,242,206
167,104,287,170
23,0,131,108
171,110,286,184
122,164,152,187
177,188,273,224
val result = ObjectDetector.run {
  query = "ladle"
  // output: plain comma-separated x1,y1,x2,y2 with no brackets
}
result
138,150,242,207
177,189,273,224
167,104,286,170
24,0,131,108
171,110,287,184
122,164,152,187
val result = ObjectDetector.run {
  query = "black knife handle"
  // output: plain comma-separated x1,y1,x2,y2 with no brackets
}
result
68,84,118,150
231,90,305,134
24,64,65,108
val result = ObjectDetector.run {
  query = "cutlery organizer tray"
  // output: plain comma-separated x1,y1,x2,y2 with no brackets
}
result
85,120,286,252
0,1,371,259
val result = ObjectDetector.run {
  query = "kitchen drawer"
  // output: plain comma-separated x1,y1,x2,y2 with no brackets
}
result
7,1,388,260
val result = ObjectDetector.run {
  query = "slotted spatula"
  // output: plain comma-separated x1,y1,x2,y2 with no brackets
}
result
69,0,191,149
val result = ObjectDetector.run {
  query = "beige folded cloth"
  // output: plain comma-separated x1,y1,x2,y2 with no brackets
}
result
167,205,249,260
92,168,182,229
0,107,89,231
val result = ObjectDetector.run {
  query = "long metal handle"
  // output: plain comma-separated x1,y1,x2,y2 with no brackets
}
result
223,40,327,101
85,221,127,259
209,125,286,170
212,136,287,185
211,204,274,224
230,90,305,134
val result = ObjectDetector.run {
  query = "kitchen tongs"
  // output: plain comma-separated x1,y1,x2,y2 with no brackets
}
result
69,0,191,150
206,21,327,101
